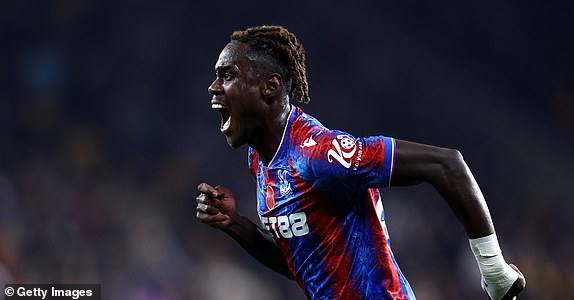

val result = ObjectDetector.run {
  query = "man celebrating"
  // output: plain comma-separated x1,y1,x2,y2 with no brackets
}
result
196,25,525,299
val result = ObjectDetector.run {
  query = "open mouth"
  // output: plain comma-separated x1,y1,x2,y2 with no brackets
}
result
212,103,231,132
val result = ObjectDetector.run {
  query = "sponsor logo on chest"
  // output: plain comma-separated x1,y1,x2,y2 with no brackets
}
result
260,212,309,239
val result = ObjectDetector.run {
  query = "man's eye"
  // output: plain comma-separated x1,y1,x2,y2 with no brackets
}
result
223,73,233,81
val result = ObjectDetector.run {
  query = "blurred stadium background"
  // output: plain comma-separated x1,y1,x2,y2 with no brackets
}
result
1,1,573,299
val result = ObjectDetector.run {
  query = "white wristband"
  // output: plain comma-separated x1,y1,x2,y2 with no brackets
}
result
469,233,518,300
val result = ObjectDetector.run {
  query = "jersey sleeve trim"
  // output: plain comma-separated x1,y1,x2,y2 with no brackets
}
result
387,137,396,188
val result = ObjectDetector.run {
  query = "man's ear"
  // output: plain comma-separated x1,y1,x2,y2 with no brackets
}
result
261,74,282,100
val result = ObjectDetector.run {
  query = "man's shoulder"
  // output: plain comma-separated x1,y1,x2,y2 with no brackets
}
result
293,107,325,129
290,107,329,143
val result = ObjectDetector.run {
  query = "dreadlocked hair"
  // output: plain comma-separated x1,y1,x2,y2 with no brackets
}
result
231,25,310,104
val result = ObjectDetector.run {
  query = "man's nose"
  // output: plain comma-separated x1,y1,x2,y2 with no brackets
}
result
208,79,222,95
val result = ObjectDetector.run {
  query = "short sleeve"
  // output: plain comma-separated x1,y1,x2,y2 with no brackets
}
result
295,129,395,192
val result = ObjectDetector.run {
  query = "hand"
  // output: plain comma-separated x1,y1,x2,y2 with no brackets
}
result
196,183,236,230
486,264,526,300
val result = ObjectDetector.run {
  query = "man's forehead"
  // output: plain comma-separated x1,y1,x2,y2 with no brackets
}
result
215,41,251,69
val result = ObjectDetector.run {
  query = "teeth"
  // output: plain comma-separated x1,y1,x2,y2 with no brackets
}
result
212,103,225,109
222,116,231,131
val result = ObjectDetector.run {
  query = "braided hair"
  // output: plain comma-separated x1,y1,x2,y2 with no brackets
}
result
231,25,310,104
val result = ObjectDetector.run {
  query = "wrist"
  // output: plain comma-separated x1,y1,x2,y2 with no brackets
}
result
221,212,242,233
469,233,518,300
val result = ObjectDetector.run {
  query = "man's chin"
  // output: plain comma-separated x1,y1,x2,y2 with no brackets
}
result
225,135,244,149
228,143,241,149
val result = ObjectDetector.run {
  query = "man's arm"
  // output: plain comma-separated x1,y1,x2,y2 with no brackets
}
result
391,139,492,238
196,183,294,279
391,139,525,299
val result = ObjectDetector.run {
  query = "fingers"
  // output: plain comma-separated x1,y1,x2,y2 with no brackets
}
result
500,263,525,300
196,210,229,223
196,192,221,207
196,199,229,223
196,202,220,215
196,188,229,225
196,183,234,229
198,182,218,198
508,264,524,278
196,194,223,216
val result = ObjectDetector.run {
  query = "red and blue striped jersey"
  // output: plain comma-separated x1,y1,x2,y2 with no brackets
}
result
248,105,415,300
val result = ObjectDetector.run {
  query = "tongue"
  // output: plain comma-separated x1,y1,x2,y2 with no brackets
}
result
222,116,231,131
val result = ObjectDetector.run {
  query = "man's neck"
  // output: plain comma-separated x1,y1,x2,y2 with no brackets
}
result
250,103,292,166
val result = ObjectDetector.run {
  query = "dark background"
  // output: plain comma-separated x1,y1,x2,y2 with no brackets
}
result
1,1,573,299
